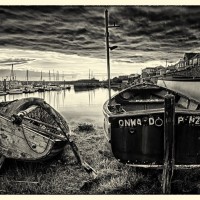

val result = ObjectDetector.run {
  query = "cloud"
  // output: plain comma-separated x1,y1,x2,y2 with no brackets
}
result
0,58,35,65
0,5,199,74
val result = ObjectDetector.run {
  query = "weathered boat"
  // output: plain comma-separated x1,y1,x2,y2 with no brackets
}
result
0,98,69,164
103,82,200,168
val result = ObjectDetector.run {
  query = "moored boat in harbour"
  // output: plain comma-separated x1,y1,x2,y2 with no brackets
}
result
103,82,200,168
0,91,7,96
157,76,200,102
157,53,200,101
23,85,36,93
8,88,23,94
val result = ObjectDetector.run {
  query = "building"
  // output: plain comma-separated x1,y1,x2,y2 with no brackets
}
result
118,75,129,80
188,53,200,66
141,67,156,78
166,65,176,73
174,53,200,70
128,74,140,83
155,66,166,76
183,53,198,66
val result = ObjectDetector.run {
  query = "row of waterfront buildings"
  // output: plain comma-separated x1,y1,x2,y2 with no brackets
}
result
111,52,200,85
1,52,199,92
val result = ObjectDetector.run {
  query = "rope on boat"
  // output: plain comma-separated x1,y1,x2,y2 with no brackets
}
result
21,124,51,154
5,98,97,175
14,99,81,161
36,100,97,174
162,79,167,88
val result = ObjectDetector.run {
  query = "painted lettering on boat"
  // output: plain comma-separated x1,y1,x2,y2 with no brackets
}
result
118,117,163,127
118,118,142,127
177,116,200,125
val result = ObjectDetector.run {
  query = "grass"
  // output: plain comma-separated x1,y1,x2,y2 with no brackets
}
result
1,121,200,194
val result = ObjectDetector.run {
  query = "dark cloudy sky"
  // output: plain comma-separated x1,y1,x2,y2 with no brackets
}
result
0,6,200,80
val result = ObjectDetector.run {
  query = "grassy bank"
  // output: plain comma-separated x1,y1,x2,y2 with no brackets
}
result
0,121,200,194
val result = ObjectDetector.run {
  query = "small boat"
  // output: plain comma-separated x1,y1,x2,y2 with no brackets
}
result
37,87,46,92
8,88,23,94
0,98,69,163
103,82,200,168
157,74,200,102
45,85,52,91
50,85,61,91
157,52,200,101
23,85,36,93
61,85,71,90
0,91,7,96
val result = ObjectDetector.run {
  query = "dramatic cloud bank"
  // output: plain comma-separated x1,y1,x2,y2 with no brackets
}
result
0,6,199,79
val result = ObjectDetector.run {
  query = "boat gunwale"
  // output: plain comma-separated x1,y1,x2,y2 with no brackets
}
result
0,114,58,142
126,163,200,169
103,82,200,119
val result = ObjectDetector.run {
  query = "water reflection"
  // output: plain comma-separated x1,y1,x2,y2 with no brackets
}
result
0,87,118,126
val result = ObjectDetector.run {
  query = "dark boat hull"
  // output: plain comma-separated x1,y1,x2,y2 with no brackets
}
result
103,83,200,168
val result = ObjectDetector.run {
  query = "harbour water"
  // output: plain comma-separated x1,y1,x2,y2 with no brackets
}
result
0,86,118,126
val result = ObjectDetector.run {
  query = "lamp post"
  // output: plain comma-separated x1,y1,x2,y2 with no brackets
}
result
105,9,119,105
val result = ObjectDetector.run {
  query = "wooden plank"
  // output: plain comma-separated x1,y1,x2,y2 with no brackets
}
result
0,116,52,149
0,128,52,155
162,94,175,194
23,126,67,141
23,116,59,130
17,105,38,116
188,100,198,110
153,90,168,98
178,97,189,108
0,116,56,159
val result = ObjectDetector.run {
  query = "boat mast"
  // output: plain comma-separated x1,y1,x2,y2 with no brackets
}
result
40,71,43,83
49,70,51,81
10,64,15,81
53,69,55,82
105,9,119,104
26,70,28,85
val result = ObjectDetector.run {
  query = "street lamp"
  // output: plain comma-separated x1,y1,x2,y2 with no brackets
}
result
109,46,118,51
105,9,119,105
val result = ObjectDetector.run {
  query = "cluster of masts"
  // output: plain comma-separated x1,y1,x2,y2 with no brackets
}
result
8,64,66,83
42,70,65,82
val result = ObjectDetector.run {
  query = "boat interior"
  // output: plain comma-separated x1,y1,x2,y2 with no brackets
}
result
0,99,67,140
108,84,199,113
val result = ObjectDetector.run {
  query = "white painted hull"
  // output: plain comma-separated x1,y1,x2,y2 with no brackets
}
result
157,78,200,101
0,92,7,96
8,89,23,94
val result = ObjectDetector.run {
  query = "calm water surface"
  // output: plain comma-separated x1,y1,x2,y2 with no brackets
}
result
0,87,118,126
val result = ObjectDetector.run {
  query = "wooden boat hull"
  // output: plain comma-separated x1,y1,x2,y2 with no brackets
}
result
0,98,69,162
105,111,200,166
157,77,200,101
103,83,200,168
37,88,45,92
